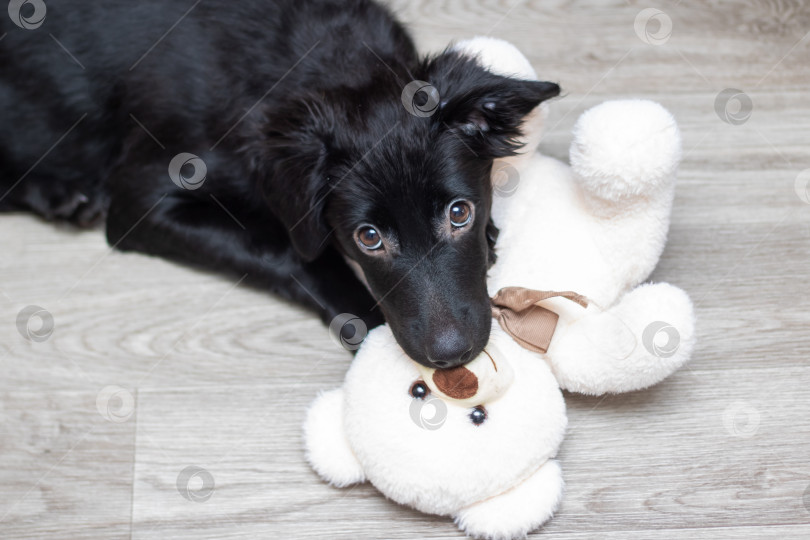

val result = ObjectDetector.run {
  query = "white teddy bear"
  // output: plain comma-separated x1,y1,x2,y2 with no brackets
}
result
304,38,696,540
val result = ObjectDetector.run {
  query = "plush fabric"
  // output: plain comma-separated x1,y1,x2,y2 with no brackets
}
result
303,37,695,539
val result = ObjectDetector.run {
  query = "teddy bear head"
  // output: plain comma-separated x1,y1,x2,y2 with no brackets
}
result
304,324,567,516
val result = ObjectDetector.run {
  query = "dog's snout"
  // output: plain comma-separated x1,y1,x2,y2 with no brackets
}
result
426,327,474,369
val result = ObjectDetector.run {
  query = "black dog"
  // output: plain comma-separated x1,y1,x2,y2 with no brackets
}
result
0,0,559,367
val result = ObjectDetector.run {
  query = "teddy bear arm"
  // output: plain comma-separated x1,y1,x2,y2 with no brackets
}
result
547,282,695,395
303,388,366,487
453,459,564,540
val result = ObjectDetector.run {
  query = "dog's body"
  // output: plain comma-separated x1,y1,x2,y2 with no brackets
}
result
1,0,558,367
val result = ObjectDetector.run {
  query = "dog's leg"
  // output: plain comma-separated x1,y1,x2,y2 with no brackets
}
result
105,160,384,330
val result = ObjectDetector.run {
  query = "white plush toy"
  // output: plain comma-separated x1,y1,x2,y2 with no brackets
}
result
304,38,695,540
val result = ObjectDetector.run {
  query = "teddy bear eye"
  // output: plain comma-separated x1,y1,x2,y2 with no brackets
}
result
410,381,429,399
470,406,487,425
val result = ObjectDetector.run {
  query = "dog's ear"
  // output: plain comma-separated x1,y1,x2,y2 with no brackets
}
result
424,52,560,158
245,100,335,262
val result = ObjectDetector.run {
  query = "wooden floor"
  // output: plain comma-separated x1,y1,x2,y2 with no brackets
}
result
2,1,809,538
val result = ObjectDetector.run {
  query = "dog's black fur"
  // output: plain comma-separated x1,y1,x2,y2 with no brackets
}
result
0,0,559,367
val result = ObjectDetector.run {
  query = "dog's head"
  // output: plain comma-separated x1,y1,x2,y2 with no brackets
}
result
251,51,559,368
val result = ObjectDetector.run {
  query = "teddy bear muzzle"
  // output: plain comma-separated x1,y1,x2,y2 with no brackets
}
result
415,341,514,408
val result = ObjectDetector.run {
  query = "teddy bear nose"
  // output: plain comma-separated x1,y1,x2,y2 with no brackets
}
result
426,328,473,368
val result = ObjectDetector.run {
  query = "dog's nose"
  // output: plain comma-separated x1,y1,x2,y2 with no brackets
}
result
426,328,473,369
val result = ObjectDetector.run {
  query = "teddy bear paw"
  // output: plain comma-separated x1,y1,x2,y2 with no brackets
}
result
570,99,681,210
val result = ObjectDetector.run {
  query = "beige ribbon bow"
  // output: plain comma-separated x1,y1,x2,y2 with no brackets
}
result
491,286,589,354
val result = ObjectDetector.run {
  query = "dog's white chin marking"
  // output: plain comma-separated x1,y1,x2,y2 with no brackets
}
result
343,256,372,292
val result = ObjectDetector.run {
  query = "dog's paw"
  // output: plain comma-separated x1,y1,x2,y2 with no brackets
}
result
20,181,106,227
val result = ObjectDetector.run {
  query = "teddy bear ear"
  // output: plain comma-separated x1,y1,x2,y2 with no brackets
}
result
454,459,564,539
303,388,366,487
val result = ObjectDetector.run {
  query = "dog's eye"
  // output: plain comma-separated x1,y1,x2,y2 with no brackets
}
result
470,406,487,425
448,201,472,228
356,226,383,250
410,381,429,399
